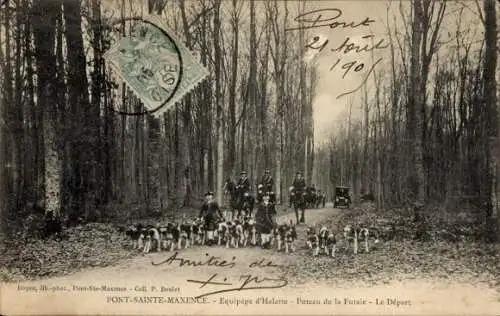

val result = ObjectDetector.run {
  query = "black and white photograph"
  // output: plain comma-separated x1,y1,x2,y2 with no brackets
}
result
0,0,499,314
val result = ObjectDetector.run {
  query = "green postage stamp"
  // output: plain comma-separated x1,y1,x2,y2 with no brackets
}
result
103,15,208,116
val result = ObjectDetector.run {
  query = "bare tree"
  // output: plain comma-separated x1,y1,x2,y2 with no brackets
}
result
482,0,498,241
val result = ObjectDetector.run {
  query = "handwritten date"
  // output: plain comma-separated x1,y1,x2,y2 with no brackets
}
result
302,22,387,99
306,34,388,55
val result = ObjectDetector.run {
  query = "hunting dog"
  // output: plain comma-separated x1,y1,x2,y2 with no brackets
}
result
343,224,378,254
190,218,205,246
216,220,229,246
142,226,161,253
178,222,192,249
284,222,297,253
306,227,320,256
318,226,337,257
159,223,176,252
274,221,297,253
125,223,144,250
242,215,257,246
229,220,245,248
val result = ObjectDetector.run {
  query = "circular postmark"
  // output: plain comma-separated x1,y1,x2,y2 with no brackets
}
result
106,17,183,116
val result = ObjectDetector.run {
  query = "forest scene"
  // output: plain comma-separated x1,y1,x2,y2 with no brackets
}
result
0,0,499,313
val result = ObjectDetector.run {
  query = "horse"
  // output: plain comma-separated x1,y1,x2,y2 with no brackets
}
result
239,190,255,217
291,189,307,224
224,179,239,220
224,179,254,219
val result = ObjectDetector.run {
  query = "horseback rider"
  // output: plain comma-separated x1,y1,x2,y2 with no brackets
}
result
258,169,275,203
316,189,323,208
236,171,251,194
292,171,306,194
198,191,224,246
308,184,317,208
291,171,307,224
311,184,316,194
288,186,294,208
223,177,232,195
236,171,253,216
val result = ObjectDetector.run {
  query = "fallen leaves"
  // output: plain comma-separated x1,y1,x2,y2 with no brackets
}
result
1,222,135,282
281,203,500,292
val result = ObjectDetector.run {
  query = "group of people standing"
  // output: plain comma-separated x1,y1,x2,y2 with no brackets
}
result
197,169,313,246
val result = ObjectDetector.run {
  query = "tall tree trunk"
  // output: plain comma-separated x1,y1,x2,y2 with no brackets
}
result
0,32,6,240
214,0,223,205
33,0,60,216
3,0,14,213
483,0,498,241
146,0,165,210
410,0,426,221
228,0,239,177
64,0,94,221
24,0,36,205
179,0,193,207
298,1,307,179
90,0,107,206
14,0,24,210
272,0,288,204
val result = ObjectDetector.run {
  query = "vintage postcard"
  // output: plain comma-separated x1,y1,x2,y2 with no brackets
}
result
0,0,499,315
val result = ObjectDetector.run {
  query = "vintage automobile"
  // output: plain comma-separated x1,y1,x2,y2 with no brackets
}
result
333,186,351,208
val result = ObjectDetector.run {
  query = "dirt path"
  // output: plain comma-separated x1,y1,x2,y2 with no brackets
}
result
2,204,500,315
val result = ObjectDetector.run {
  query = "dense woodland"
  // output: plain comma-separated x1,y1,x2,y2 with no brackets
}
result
0,0,498,242
0,0,317,236
314,0,499,240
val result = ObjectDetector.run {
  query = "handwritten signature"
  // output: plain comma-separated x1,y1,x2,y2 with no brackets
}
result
188,273,288,299
286,8,375,32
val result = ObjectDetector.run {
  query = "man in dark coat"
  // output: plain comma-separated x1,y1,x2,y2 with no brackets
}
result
260,169,274,193
236,171,254,216
292,171,306,193
258,169,275,203
236,171,251,193
199,191,223,245
290,171,306,207
291,171,307,223
255,194,276,248
308,184,317,208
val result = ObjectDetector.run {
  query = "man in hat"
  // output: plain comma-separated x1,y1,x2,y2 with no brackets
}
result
236,171,253,216
307,184,317,208
255,193,276,248
291,171,307,223
199,191,224,245
236,171,251,194
292,171,306,193
258,169,275,203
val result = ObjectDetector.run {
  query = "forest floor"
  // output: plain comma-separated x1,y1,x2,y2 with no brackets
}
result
1,203,500,314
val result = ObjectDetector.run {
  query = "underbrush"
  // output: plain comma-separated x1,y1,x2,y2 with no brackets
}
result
284,202,500,290
324,202,486,242
283,239,500,289
0,205,204,282
0,204,288,282
0,222,135,282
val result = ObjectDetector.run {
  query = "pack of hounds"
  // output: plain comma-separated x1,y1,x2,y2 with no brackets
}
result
123,216,379,257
